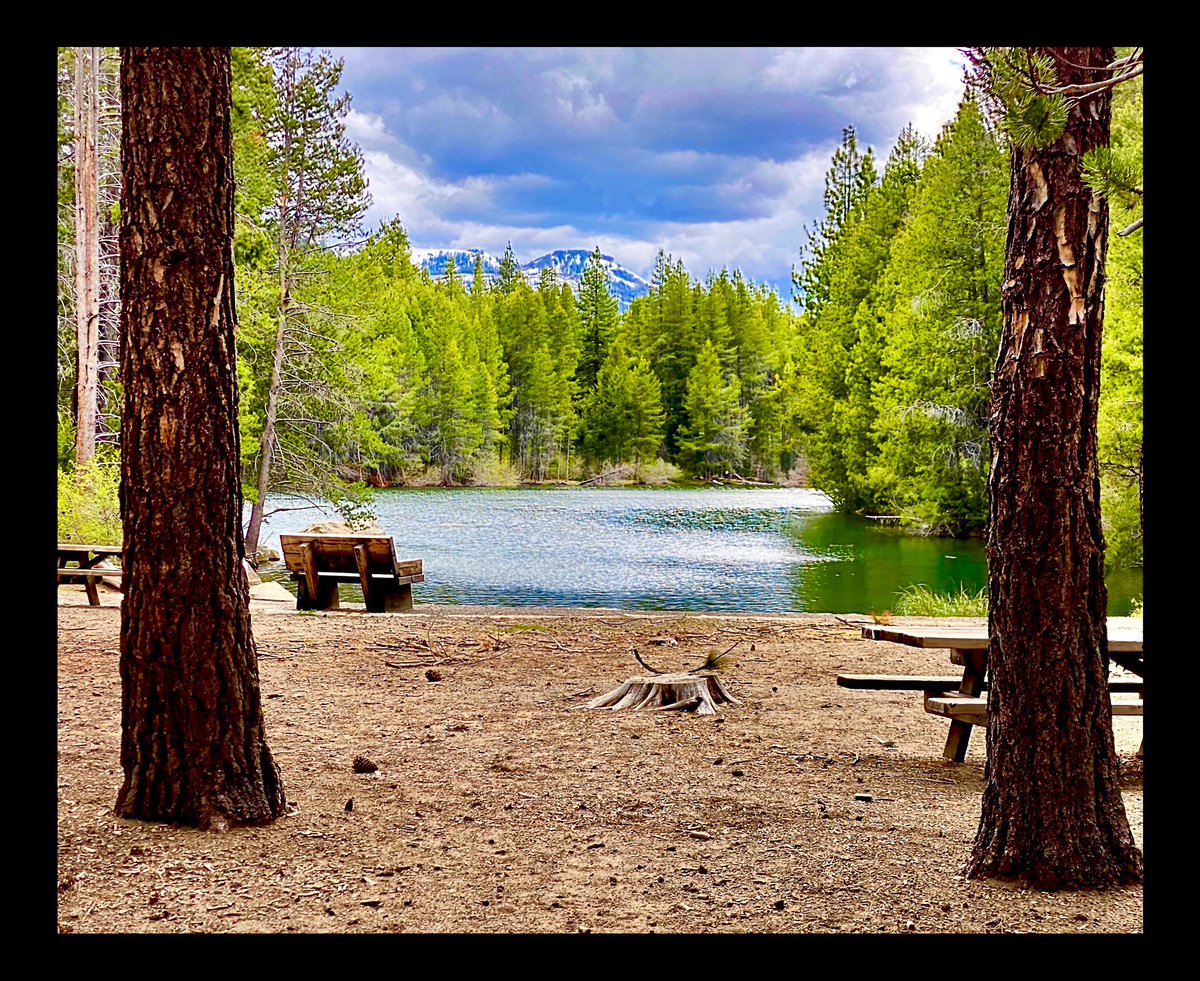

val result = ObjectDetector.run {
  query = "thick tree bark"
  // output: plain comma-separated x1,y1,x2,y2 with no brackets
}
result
966,47,1142,888
116,47,285,829
74,46,100,468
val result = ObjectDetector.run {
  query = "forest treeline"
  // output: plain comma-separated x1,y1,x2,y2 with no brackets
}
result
56,47,1142,568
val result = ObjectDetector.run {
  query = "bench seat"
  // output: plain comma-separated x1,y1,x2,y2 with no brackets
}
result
924,690,1143,725
837,674,1142,693
58,567,123,578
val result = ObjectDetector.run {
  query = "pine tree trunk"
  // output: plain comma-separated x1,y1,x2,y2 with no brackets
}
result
966,47,1141,888
116,47,285,830
243,301,287,561
74,46,100,468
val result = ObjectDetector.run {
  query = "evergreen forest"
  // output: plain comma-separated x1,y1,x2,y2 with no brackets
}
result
56,47,1143,571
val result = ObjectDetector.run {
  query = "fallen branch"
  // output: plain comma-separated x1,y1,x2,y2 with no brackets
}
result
384,659,446,669
579,465,628,486
633,648,668,675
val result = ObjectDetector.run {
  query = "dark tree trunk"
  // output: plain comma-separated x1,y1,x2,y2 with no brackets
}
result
967,47,1142,888
116,47,285,829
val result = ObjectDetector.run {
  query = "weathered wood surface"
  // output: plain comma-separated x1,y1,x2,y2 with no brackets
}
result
925,691,1143,721
585,672,740,716
279,533,424,612
57,544,125,556
859,617,1143,761
58,544,125,606
837,673,1142,693
862,620,1142,654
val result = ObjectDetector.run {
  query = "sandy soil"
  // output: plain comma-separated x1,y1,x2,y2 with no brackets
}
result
56,585,1143,934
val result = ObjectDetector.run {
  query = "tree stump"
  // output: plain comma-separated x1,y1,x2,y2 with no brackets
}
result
584,672,740,716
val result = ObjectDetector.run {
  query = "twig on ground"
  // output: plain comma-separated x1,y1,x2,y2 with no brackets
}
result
633,649,667,675
425,615,442,657
384,659,446,669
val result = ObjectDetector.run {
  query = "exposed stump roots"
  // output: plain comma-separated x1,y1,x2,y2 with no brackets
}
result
584,672,740,716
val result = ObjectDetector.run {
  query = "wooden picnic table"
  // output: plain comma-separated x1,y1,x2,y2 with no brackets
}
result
57,543,124,606
849,618,1143,762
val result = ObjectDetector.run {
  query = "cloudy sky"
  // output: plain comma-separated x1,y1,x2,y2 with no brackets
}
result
333,47,971,297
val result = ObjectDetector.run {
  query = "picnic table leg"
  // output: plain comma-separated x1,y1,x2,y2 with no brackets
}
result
84,576,100,606
943,649,986,763
1136,684,1143,758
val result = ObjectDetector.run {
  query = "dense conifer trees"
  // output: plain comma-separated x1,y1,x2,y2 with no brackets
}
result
56,48,1140,574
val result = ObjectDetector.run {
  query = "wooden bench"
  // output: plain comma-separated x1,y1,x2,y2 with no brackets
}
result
58,543,124,607
278,534,424,612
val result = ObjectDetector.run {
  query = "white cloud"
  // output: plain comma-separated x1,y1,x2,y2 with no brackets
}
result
345,108,396,151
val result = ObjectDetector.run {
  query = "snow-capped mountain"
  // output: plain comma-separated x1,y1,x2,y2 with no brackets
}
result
412,248,651,310
411,248,502,281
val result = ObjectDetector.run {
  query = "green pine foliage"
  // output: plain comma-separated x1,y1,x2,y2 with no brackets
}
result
1098,66,1143,568
867,99,1007,534
679,340,747,478
792,99,1008,535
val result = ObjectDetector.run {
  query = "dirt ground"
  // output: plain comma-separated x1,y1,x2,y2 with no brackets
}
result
56,585,1143,934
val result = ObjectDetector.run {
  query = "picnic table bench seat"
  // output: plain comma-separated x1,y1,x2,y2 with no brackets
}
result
279,533,423,613
923,690,1144,728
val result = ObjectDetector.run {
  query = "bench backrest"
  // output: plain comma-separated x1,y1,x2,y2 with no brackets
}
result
280,534,400,576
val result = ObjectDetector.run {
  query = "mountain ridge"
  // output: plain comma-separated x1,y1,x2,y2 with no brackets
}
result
411,247,651,310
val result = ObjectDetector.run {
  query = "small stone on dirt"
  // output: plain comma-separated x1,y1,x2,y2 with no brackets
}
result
345,798,354,812
425,669,443,682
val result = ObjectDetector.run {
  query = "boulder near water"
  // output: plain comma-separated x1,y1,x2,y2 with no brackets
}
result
300,520,387,536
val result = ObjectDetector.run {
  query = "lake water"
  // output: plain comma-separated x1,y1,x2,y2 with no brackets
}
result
253,487,1143,615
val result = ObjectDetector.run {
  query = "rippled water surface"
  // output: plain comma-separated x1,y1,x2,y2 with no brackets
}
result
254,488,1142,614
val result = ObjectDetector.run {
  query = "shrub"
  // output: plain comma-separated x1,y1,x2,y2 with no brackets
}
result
634,459,682,486
58,459,122,545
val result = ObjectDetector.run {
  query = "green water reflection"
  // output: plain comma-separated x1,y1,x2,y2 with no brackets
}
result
784,511,1139,616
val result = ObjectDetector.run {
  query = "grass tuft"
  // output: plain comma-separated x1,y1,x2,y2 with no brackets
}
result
893,584,987,617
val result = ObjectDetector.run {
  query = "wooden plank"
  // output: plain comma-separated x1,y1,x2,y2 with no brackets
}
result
839,673,1140,693
299,542,321,604
56,544,124,554
926,692,1143,720
57,567,123,578
838,674,972,691
353,543,374,609
306,571,424,584
862,621,1142,653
